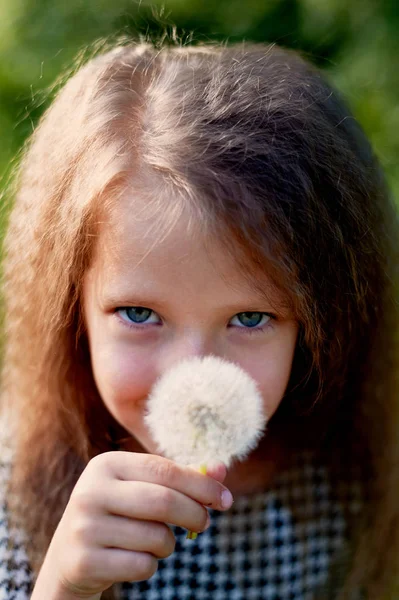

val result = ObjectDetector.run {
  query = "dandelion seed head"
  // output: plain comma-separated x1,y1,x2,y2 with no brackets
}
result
145,355,267,467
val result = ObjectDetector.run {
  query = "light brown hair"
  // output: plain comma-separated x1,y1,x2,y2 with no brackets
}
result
1,40,398,598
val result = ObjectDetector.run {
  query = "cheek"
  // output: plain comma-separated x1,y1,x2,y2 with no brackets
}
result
90,344,155,425
257,356,293,417
236,333,297,420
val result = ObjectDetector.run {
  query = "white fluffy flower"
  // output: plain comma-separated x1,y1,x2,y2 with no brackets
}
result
145,355,267,467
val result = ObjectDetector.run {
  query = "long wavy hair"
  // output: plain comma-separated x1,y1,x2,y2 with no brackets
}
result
1,41,398,599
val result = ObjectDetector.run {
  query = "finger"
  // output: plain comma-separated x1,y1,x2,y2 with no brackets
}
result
187,462,227,483
98,548,159,583
80,515,176,559
99,548,159,583
71,547,159,586
203,463,227,483
102,480,211,533
100,452,233,511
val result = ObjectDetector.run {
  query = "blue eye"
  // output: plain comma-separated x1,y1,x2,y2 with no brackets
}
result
231,312,271,329
115,307,272,333
118,307,160,325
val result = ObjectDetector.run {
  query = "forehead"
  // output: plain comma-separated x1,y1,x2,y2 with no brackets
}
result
91,183,290,311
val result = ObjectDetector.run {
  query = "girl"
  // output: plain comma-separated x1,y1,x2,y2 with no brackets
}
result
0,39,398,600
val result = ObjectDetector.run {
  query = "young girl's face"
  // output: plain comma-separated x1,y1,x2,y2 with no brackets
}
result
83,187,298,457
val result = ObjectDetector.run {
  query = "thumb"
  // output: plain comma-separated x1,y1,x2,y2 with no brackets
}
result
206,462,228,483
188,462,227,484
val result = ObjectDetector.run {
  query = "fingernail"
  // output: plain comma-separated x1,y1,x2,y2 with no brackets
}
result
221,489,233,509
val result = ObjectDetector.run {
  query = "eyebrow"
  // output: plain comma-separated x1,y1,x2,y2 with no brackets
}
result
100,292,168,310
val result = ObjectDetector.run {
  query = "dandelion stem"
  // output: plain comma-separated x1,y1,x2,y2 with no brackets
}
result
187,464,208,540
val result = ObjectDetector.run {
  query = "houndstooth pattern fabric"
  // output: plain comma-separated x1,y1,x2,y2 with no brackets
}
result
0,447,32,600
0,450,363,600
117,453,363,600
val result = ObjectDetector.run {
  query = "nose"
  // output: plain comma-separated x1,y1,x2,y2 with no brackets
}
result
157,329,221,376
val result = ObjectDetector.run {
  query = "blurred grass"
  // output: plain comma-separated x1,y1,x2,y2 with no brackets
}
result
0,0,398,201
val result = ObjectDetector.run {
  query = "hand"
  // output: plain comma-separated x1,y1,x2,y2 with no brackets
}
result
42,452,232,598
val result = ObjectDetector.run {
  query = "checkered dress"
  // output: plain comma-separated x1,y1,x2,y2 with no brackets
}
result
0,450,364,600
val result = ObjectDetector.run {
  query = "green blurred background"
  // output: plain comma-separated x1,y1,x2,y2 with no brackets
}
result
0,0,398,200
